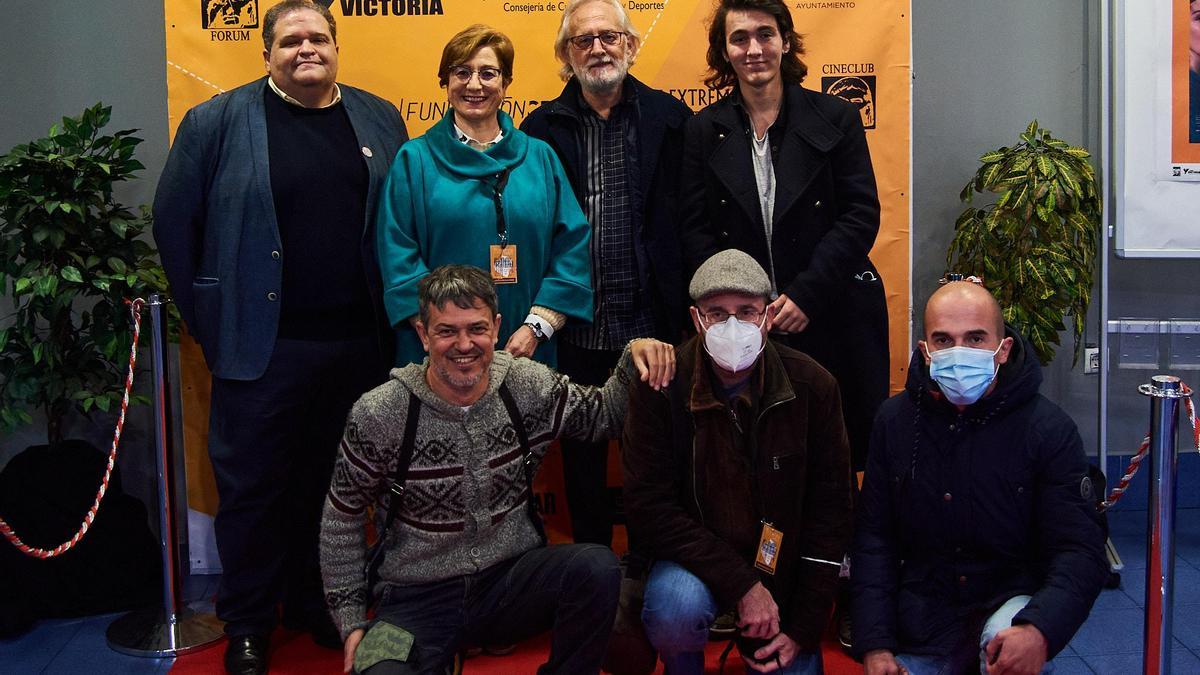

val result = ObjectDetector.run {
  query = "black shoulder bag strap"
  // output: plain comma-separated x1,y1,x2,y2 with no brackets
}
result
364,392,422,592
498,381,548,545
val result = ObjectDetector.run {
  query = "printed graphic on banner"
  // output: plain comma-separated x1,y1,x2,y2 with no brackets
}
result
1165,0,1200,178
1179,0,1200,151
163,0,912,567
338,0,445,15
823,73,876,129
202,0,259,29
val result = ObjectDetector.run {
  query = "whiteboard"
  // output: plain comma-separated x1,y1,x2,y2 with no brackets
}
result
1113,0,1200,257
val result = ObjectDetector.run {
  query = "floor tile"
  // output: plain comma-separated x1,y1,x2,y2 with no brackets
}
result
1175,530,1200,567
43,612,169,675
1090,586,1138,611
1066,608,1187,656
1171,604,1200,650
1082,648,1200,675
1049,655,1094,674
0,617,81,672
1121,561,1200,609
1110,535,1147,571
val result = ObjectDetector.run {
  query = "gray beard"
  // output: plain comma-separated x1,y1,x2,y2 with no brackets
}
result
435,365,484,391
577,62,628,94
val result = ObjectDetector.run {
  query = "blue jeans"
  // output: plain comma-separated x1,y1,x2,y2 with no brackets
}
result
893,596,1054,675
641,561,823,675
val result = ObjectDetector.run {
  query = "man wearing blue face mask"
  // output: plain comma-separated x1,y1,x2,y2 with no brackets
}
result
623,249,853,674
852,281,1108,675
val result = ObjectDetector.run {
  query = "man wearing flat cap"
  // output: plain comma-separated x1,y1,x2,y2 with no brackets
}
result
623,249,853,674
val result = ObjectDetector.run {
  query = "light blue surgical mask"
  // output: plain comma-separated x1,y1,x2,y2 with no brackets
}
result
926,343,1004,406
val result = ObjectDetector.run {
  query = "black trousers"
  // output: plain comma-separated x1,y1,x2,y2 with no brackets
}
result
776,319,888,473
362,544,620,675
556,341,624,547
208,334,387,636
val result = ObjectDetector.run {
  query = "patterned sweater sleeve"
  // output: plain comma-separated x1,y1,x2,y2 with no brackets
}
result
320,388,402,640
555,341,636,443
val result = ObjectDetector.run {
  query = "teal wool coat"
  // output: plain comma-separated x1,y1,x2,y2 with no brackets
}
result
376,110,593,367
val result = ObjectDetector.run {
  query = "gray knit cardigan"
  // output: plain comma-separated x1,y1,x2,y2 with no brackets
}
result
320,347,635,639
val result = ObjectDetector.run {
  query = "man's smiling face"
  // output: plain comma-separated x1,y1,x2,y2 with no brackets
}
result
417,298,500,403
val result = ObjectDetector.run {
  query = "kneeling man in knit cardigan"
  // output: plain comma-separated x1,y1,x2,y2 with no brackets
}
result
320,264,676,674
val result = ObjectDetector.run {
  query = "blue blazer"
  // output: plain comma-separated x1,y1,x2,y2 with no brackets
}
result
153,78,408,380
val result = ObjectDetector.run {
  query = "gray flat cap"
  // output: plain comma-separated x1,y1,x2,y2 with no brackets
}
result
688,249,772,301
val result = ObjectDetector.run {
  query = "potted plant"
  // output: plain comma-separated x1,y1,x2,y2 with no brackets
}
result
0,102,172,444
947,119,1102,365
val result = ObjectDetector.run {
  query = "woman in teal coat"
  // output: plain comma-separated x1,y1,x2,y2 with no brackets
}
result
376,24,592,367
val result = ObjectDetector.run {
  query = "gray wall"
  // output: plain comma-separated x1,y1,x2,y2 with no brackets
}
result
912,0,1200,462
911,0,1102,454
0,1,170,513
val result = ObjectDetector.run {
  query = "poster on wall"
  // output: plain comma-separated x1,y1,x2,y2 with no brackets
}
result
164,0,912,569
1162,0,1200,179
1117,0,1200,256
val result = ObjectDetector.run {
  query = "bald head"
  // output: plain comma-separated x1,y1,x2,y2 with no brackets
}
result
924,282,1005,339
919,281,1013,376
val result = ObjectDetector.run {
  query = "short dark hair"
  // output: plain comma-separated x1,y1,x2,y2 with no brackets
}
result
417,265,500,325
703,0,807,91
262,0,337,51
438,24,516,88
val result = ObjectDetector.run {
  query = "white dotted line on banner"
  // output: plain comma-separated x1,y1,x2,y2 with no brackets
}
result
642,1,670,46
167,61,226,94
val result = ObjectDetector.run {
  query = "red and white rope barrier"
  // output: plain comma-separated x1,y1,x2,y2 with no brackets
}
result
0,298,146,558
1102,383,1197,510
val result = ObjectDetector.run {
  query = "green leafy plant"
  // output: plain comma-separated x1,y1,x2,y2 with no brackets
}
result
0,103,173,444
948,120,1101,366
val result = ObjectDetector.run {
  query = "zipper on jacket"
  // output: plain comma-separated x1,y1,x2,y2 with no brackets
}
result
728,406,744,435
751,395,794,521
759,396,793,472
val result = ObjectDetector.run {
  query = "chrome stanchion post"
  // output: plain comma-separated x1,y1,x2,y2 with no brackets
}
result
107,294,224,657
1140,375,1184,675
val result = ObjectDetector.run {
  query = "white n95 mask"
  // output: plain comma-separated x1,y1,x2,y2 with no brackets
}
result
702,315,765,373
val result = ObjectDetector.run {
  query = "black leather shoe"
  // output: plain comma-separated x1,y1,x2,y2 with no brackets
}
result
224,634,270,675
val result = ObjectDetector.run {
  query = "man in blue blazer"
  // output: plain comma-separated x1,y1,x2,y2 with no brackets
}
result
152,2,407,672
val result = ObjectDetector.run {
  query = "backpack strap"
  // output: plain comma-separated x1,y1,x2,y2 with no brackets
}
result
498,381,548,545
365,392,421,590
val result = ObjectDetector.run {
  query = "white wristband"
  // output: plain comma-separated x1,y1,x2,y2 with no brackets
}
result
523,313,555,340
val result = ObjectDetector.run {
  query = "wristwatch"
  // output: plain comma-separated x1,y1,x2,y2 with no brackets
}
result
523,321,549,343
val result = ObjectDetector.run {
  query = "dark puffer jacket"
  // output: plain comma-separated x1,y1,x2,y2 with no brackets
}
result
851,329,1108,660
623,337,853,648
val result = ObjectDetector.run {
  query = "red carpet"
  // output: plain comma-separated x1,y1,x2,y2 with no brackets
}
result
171,627,863,673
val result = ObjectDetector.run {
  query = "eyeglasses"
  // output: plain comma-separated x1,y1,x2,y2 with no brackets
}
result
448,66,503,84
567,31,626,51
698,307,765,326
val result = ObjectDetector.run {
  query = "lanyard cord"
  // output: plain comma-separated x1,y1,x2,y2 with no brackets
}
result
488,168,512,246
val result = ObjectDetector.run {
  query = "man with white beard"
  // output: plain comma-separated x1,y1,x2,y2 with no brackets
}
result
521,0,693,548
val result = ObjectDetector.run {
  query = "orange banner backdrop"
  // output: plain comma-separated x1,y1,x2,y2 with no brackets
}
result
165,0,911,567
